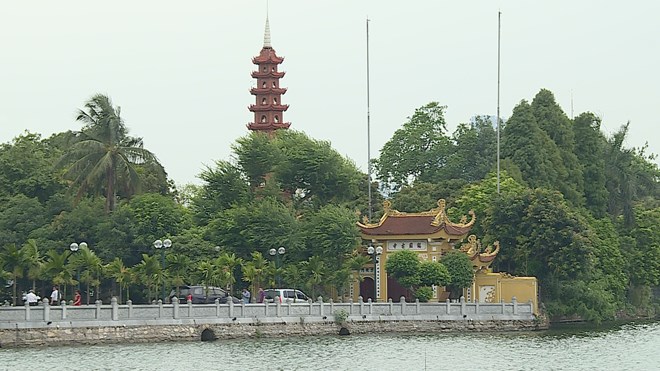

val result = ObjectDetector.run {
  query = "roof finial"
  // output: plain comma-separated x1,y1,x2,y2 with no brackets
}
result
263,4,272,48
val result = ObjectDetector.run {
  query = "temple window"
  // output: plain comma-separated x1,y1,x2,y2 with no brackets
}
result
262,81,266,88
261,98,267,105
261,115,266,123
273,97,277,104
272,82,276,88
274,115,279,123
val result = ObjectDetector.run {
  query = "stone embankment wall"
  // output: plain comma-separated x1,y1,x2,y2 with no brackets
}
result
0,296,546,348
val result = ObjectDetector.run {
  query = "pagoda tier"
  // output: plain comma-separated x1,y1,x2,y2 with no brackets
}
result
251,70,286,79
248,104,289,112
247,17,290,133
250,87,288,95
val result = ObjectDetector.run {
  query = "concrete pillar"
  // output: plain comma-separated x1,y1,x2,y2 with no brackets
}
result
388,298,393,315
43,298,50,322
95,300,102,319
416,299,421,315
308,298,313,315
329,299,334,316
460,296,466,316
188,298,193,317
475,300,480,315
61,301,67,320
367,298,372,314
228,298,234,318
318,296,324,317
25,301,30,321
265,299,269,317
127,300,133,318
359,296,364,315
112,297,119,321
157,299,163,318
276,298,281,317
512,297,518,315
501,299,506,314
173,297,179,319
400,296,406,315
446,298,451,314
214,298,220,318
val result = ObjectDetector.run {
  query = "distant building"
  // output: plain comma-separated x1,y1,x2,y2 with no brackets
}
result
356,199,538,313
247,16,291,134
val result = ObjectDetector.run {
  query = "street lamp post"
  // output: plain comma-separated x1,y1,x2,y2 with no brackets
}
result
367,244,382,302
269,246,286,287
69,242,86,292
153,238,172,302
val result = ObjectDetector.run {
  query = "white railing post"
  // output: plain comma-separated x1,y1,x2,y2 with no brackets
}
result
112,297,119,321
400,296,406,315
173,297,180,319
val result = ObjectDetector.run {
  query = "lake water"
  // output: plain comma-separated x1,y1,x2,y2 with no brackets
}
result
1,321,658,371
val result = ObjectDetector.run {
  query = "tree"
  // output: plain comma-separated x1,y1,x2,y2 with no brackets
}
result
374,102,452,189
531,89,584,205
241,252,269,298
134,254,162,302
106,257,133,304
301,205,358,269
444,116,497,182
0,132,63,203
440,251,474,299
385,250,421,289
0,243,27,305
193,161,250,224
57,94,164,212
70,244,103,304
573,112,609,217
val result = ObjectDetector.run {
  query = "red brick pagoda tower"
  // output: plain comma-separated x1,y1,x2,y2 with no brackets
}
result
248,17,290,133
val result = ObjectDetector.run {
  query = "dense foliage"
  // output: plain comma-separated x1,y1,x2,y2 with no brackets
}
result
0,89,658,325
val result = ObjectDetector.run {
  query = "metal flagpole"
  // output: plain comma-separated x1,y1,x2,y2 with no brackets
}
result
366,18,373,220
496,11,501,194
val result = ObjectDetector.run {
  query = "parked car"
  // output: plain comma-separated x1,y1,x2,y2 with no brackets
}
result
263,289,309,303
169,285,240,304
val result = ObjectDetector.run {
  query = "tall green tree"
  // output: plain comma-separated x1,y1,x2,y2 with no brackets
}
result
441,251,474,299
573,112,609,217
374,102,452,189
58,94,164,212
0,243,28,305
531,89,584,205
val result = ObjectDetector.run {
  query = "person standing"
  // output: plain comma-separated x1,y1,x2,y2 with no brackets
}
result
50,286,59,305
25,290,39,306
73,290,82,306
257,288,265,303
242,288,251,304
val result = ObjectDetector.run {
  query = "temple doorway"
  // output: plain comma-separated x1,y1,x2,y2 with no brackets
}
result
360,277,375,302
387,276,412,302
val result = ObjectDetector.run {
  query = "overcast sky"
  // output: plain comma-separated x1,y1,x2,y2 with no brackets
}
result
2,1,658,186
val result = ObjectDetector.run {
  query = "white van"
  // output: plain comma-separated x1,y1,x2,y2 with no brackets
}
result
263,289,309,303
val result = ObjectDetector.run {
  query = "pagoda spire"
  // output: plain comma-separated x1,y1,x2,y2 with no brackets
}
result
263,16,272,48
248,15,290,133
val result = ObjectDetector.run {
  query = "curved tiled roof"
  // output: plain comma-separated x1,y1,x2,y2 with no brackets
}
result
358,199,474,237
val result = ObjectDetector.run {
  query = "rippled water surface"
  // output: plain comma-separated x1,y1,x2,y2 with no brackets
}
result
1,321,658,371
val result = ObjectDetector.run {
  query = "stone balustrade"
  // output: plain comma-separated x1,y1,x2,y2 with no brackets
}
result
0,296,534,329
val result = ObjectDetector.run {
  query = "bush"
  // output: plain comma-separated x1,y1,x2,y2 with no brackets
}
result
415,287,433,302
334,309,349,324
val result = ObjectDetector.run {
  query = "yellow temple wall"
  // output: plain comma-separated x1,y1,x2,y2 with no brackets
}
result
472,272,538,314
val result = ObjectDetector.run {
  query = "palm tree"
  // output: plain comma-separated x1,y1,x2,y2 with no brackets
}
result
70,245,103,304
42,250,75,302
216,252,243,294
0,243,28,305
304,256,326,300
134,254,161,302
106,257,132,304
241,252,269,297
167,253,191,299
23,240,43,292
58,94,164,212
